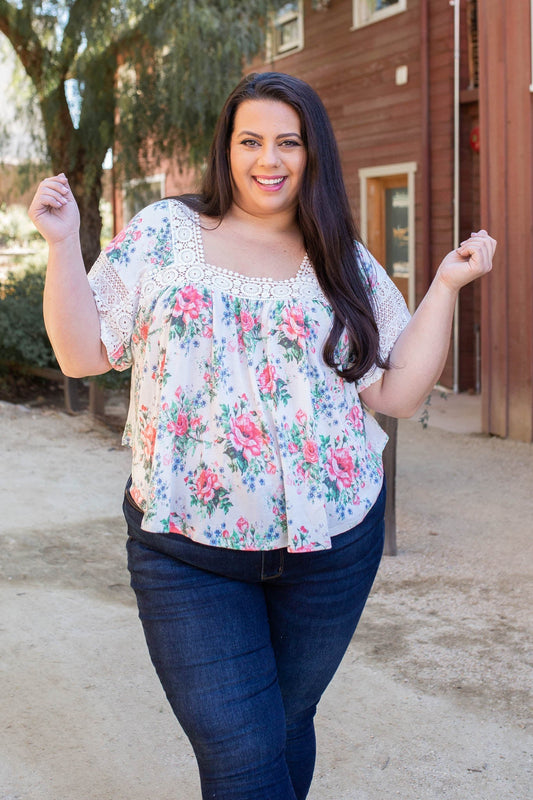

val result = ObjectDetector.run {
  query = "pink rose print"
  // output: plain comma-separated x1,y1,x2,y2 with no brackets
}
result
302,440,319,464
169,518,182,534
229,413,264,461
195,468,222,503
326,447,355,490
236,517,250,534
347,404,364,431
133,323,149,344
266,461,277,475
112,344,125,361
141,421,157,459
130,485,144,508
258,364,278,395
281,306,309,347
167,412,189,437
288,441,299,454
295,409,308,425
240,310,256,333
173,285,207,324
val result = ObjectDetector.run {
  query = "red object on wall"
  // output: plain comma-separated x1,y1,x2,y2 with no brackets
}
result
470,126,480,152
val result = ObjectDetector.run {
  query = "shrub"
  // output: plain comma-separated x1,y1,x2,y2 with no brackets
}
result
0,264,57,368
0,262,131,394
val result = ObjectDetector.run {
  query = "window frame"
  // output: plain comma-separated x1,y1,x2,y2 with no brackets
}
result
268,1,304,60
352,0,407,31
358,161,417,312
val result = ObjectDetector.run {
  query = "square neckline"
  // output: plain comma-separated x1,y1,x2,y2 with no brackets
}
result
193,209,311,286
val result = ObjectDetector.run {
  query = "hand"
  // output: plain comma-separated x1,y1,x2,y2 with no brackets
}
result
436,230,497,294
28,174,80,245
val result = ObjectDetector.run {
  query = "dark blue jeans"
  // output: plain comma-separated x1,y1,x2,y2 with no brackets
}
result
124,483,385,800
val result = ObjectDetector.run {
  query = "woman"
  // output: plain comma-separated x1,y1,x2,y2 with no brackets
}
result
29,72,495,800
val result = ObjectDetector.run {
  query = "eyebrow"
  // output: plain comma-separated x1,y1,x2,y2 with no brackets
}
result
236,130,303,140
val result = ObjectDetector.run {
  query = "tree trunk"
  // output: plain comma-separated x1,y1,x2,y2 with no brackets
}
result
72,172,104,272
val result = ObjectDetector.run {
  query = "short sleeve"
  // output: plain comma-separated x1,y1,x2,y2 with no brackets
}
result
87,199,173,370
355,243,411,391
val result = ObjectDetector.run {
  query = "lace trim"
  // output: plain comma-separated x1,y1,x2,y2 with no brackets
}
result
356,260,411,389
140,259,321,301
164,199,323,301
88,252,137,357
372,276,411,360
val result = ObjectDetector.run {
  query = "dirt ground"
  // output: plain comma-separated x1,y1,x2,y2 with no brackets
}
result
1,392,532,800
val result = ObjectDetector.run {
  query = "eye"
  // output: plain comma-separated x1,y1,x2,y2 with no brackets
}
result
280,139,302,148
239,139,260,147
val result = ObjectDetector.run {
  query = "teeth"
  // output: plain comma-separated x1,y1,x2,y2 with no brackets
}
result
255,177,285,185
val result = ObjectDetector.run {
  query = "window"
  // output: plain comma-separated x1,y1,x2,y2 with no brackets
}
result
353,0,407,30
122,174,165,223
269,1,304,59
359,163,417,311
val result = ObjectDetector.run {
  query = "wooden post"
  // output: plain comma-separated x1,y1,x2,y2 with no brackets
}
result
63,376,85,414
375,412,397,556
89,381,106,418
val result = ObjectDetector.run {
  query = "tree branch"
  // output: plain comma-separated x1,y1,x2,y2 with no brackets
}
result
59,0,107,74
0,0,46,86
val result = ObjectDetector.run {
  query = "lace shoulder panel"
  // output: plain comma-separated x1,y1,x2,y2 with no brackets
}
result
88,252,138,361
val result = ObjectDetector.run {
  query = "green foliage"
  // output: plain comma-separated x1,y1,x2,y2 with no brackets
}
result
0,203,47,249
1,0,287,265
0,265,57,367
1,1,286,177
115,0,284,176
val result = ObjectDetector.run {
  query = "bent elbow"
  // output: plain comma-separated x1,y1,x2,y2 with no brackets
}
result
57,357,111,379
60,364,91,379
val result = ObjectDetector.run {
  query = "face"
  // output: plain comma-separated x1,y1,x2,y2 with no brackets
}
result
228,99,307,220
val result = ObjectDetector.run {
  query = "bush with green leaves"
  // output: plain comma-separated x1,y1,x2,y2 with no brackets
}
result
0,204,46,250
0,262,131,395
0,265,57,368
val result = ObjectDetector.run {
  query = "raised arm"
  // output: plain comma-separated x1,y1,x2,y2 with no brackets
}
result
359,230,496,418
28,174,111,378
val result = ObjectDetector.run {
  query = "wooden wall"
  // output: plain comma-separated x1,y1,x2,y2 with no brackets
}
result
478,0,533,441
253,0,465,387
256,0,429,278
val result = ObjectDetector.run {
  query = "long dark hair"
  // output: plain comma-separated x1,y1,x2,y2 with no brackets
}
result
179,72,386,383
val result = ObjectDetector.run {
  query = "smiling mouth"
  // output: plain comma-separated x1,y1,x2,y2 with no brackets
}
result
253,176,287,187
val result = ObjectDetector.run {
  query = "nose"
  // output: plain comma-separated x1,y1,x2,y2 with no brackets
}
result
257,143,281,168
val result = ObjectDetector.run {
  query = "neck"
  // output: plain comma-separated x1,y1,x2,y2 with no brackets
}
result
226,202,300,237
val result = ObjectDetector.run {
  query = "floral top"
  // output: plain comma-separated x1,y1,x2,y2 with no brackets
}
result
88,199,410,552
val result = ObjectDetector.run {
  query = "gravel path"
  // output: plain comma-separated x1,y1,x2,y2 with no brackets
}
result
1,397,531,800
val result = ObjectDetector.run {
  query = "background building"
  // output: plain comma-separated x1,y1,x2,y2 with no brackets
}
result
113,0,533,441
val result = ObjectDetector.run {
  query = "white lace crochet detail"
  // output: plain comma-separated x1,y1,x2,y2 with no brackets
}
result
89,252,137,354
162,199,322,301
372,275,412,360
140,257,319,302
